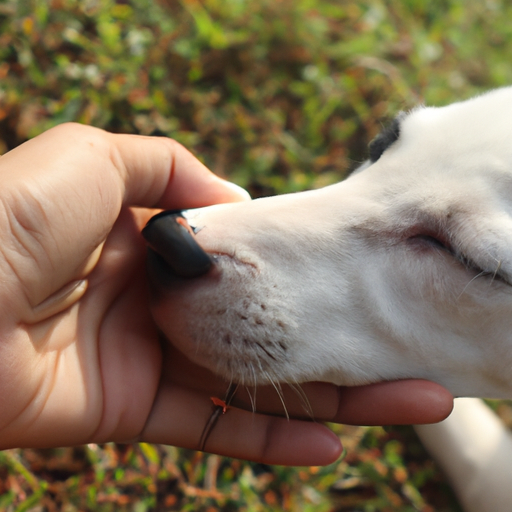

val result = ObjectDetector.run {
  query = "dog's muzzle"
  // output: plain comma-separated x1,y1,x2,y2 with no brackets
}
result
142,210,213,278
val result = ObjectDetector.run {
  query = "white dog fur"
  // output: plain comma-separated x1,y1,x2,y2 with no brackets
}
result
151,87,512,511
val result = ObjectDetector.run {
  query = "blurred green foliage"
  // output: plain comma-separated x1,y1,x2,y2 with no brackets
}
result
2,0,512,196
1,0,512,510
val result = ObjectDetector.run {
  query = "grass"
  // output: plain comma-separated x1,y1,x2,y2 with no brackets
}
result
1,0,512,510
0,425,463,511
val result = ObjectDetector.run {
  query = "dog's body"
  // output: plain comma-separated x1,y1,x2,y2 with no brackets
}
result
150,87,512,511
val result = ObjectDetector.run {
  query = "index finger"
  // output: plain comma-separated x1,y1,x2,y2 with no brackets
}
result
332,380,454,425
140,384,343,466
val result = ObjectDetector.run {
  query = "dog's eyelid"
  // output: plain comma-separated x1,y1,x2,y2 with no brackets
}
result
406,221,454,252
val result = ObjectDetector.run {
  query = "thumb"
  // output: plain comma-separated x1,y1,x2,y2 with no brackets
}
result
107,132,251,210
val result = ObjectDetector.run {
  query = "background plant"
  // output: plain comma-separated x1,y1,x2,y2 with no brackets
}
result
1,0,512,510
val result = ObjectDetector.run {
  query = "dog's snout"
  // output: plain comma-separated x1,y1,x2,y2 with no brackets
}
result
142,210,213,278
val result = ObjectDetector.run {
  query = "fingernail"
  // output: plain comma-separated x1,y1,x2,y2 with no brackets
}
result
220,179,252,201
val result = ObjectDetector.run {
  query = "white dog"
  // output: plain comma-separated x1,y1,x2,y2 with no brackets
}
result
146,87,512,512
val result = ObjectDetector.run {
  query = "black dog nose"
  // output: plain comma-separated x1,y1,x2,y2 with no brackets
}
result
142,210,213,278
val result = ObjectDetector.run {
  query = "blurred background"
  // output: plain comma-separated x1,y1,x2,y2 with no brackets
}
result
1,0,512,510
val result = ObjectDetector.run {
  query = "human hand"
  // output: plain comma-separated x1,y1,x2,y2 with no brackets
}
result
157,346,453,465
0,123,453,465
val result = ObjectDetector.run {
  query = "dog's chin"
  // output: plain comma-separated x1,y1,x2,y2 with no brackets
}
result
148,249,298,385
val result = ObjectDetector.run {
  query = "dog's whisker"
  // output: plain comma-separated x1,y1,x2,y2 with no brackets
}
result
253,355,265,377
457,270,488,300
490,259,503,287
264,371,290,420
288,380,315,420
250,364,258,412
245,385,257,413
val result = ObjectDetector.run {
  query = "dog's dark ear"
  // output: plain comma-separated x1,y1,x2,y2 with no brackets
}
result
368,114,404,163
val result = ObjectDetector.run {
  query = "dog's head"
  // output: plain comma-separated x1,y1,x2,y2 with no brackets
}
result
146,87,512,399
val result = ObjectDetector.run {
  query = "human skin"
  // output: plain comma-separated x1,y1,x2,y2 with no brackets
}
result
0,123,452,465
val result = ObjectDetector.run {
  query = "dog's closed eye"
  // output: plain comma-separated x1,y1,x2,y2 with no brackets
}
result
407,231,509,286
408,233,451,252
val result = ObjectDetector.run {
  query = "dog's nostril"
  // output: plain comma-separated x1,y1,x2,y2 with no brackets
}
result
142,210,212,278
